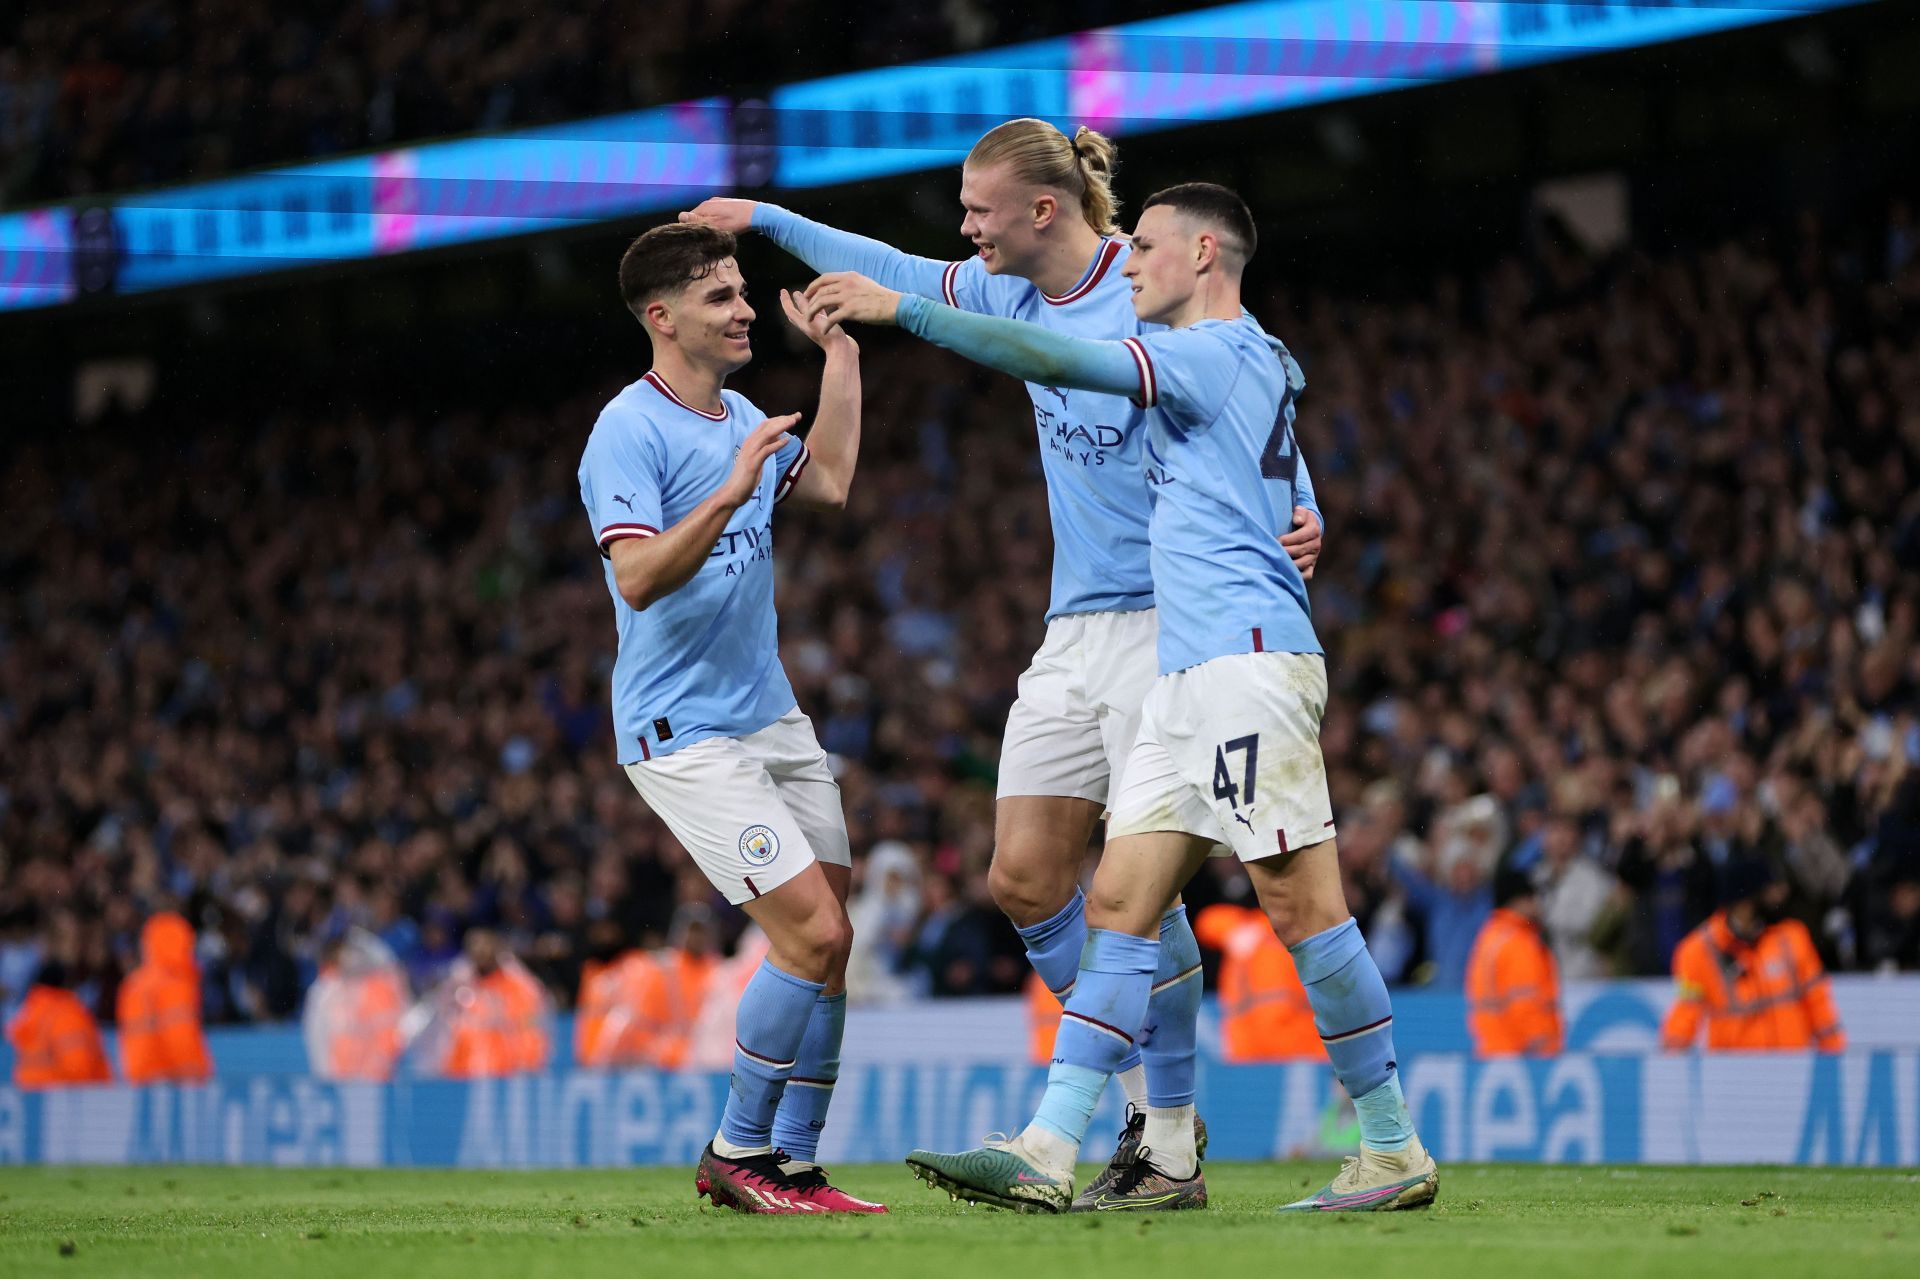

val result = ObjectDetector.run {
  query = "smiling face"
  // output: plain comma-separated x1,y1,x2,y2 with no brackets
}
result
1120,204,1205,326
650,257,756,375
958,162,1055,278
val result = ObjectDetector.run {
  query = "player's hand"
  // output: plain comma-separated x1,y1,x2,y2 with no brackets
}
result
803,272,903,327
1280,506,1322,579
718,414,797,508
780,287,857,355
678,197,757,234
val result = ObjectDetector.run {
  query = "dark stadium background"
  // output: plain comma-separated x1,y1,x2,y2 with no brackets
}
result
3,0,1918,1030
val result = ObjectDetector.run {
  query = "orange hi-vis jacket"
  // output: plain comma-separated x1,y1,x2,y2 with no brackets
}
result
444,962,551,1078
1197,905,1324,1062
1026,972,1064,1065
576,950,717,1070
8,985,114,1088
320,966,409,1082
1661,912,1846,1053
117,913,213,1084
1464,908,1564,1057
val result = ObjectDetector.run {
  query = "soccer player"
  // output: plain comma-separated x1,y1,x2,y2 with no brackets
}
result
682,119,1324,1208
803,183,1439,1214
579,222,882,1214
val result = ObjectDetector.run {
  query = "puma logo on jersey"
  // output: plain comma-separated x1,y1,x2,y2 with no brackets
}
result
613,494,634,511
1041,385,1070,409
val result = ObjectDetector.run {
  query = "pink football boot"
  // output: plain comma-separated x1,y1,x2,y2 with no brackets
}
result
695,1145,888,1214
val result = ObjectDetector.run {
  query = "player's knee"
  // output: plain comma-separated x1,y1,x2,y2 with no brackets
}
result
988,843,1075,926
1085,879,1160,937
774,905,850,982
1258,889,1343,948
806,908,853,972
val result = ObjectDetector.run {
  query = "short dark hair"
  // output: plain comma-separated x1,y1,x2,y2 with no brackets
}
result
618,223,738,320
1141,182,1257,265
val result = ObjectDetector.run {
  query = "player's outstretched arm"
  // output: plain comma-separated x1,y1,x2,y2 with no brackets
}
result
778,288,861,509
804,273,1142,399
608,416,796,610
680,198,953,301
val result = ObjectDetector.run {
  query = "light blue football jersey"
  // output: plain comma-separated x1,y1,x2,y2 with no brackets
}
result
1119,318,1323,674
579,370,810,763
756,204,1324,623
938,245,1155,619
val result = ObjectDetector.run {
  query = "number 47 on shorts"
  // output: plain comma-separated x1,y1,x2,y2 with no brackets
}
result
1212,735,1259,808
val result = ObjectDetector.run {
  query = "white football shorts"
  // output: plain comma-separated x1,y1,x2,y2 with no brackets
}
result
622,707,851,906
1108,651,1337,863
997,608,1159,808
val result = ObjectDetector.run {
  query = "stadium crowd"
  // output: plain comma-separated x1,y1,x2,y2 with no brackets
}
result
0,0,1184,207
3,197,1919,1042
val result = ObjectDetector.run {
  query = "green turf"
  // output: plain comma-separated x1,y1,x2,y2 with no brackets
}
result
0,1162,1914,1279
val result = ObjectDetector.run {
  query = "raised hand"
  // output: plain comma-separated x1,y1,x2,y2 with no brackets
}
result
718,414,798,508
802,272,904,328
780,288,857,354
678,198,758,235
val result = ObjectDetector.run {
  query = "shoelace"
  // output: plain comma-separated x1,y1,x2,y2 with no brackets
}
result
731,1148,829,1192
773,1156,830,1192
1107,1142,1171,1194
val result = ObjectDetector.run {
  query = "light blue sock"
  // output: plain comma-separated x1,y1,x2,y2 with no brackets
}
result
1017,889,1155,1083
1143,906,1204,1109
719,960,824,1151
1032,929,1158,1147
1290,917,1414,1151
770,991,845,1160
1016,888,1089,1002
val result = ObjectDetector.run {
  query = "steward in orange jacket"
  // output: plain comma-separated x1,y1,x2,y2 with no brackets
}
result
7,964,113,1088
1026,971,1064,1065
1465,869,1564,1057
305,933,410,1081
1662,859,1845,1053
116,913,213,1084
578,949,652,1068
442,931,551,1078
577,945,716,1070
1195,904,1323,1062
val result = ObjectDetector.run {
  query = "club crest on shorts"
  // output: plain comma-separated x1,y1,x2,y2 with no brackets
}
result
738,824,780,866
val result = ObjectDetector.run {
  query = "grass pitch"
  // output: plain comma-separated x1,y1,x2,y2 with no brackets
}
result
1,1162,1914,1279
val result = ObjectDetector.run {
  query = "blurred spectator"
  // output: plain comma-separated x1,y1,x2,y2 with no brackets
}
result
905,868,1021,996
1535,815,1616,981
1388,796,1496,990
1464,867,1563,1058
1194,904,1323,1063
1661,859,1845,1053
1613,796,1720,977
844,840,924,1004
434,929,551,1078
6,960,113,1088
302,930,408,1082
115,912,212,1084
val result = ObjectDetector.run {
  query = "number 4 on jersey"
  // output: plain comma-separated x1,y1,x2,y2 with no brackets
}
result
1260,392,1301,517
1212,735,1260,807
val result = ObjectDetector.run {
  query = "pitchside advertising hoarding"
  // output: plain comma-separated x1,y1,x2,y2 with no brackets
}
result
2,979,1915,1168
0,0,1873,311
